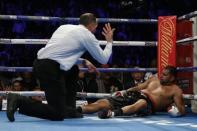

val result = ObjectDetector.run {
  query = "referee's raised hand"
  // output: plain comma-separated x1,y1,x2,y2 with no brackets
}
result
102,23,115,43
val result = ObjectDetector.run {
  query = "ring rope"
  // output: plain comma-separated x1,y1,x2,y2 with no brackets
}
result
178,10,197,20
0,91,110,99
0,66,197,72
0,15,158,24
176,36,197,44
0,39,157,46
1,36,196,46
0,11,196,23
0,91,196,100
0,67,157,72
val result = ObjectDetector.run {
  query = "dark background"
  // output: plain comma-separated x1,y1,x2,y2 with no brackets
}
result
0,0,196,67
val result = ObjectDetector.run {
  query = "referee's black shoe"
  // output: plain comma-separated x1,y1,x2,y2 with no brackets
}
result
6,93,21,122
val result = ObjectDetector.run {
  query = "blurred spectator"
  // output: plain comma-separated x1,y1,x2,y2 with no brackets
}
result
102,72,123,93
144,59,157,80
108,76,123,93
21,72,37,91
0,73,12,91
95,72,106,93
76,71,87,92
84,72,99,103
12,80,24,91
124,66,145,89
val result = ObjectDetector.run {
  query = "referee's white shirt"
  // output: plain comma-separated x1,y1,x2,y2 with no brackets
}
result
37,24,112,71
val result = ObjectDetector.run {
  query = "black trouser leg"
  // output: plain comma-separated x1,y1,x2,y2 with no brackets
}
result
18,59,66,121
18,95,64,121
64,65,79,109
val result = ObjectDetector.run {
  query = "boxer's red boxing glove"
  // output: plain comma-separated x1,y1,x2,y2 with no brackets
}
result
112,90,127,97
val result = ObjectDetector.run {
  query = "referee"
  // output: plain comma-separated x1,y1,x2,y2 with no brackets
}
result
7,13,115,121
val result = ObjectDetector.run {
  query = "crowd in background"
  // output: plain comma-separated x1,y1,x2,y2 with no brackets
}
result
1,0,196,67
0,0,196,109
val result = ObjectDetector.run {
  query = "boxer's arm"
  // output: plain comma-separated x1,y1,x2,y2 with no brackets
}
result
126,78,152,92
173,87,185,116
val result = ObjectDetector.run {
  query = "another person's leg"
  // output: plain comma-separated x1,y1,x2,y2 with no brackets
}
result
77,99,112,114
121,99,147,115
98,99,147,119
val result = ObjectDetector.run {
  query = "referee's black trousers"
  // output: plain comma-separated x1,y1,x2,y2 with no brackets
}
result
17,59,79,121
